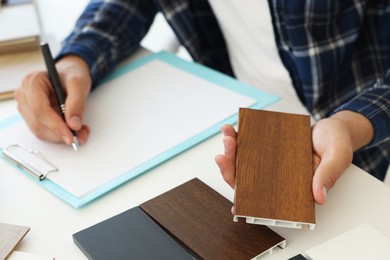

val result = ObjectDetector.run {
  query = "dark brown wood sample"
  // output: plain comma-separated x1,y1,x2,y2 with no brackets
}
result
234,108,315,229
140,178,286,260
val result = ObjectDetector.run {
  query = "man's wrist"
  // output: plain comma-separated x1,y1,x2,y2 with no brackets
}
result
330,110,374,151
57,55,90,71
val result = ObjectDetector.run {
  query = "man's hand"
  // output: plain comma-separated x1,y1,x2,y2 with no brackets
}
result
15,55,92,145
215,111,374,205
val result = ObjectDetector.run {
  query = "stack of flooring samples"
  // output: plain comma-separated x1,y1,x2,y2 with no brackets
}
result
74,178,286,259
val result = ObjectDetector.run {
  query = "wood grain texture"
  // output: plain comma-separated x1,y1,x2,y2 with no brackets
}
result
0,223,30,259
234,108,315,227
140,178,286,260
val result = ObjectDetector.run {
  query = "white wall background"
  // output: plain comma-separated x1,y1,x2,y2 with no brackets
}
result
35,0,185,57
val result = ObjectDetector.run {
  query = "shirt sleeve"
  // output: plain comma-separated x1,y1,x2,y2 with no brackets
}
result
56,0,158,86
332,71,390,148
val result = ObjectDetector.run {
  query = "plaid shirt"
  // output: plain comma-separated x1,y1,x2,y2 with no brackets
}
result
58,0,390,180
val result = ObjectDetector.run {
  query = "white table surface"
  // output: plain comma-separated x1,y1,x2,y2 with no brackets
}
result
1,1,390,259
1,90,390,259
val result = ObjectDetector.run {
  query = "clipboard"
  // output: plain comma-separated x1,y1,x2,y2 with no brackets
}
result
0,51,280,208
2,144,58,180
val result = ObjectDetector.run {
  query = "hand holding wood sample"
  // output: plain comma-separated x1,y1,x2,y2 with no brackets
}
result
234,108,316,230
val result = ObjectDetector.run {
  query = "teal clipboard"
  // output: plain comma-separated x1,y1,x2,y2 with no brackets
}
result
0,51,280,208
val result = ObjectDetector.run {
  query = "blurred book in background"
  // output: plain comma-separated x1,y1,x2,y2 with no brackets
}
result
0,0,41,54
0,0,42,100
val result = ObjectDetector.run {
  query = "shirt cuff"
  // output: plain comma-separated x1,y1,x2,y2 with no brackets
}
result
55,32,116,87
331,77,390,148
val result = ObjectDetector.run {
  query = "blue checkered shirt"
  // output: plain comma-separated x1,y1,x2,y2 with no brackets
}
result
58,0,390,180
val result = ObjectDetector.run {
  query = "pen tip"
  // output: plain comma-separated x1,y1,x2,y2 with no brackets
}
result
72,142,78,151
72,137,79,151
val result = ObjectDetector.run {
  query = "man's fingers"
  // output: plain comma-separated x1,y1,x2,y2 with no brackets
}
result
223,135,236,163
63,76,88,131
312,141,353,205
36,107,77,143
221,124,236,138
215,124,238,188
76,125,91,144
16,72,74,143
215,154,236,188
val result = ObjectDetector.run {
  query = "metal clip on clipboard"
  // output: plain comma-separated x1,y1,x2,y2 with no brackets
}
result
2,144,58,181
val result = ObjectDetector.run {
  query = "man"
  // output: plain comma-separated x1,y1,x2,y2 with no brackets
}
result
16,0,390,205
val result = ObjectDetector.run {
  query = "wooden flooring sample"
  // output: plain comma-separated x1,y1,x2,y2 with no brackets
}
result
234,108,315,230
140,178,286,260
0,223,30,259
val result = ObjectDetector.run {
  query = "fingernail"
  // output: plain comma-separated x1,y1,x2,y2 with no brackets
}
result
63,136,71,145
322,186,327,199
69,116,81,129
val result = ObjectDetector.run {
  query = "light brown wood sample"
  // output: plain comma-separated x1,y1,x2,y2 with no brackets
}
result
234,108,315,229
0,223,30,259
140,178,286,259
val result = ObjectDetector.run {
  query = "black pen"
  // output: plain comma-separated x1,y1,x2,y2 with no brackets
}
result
40,42,79,151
